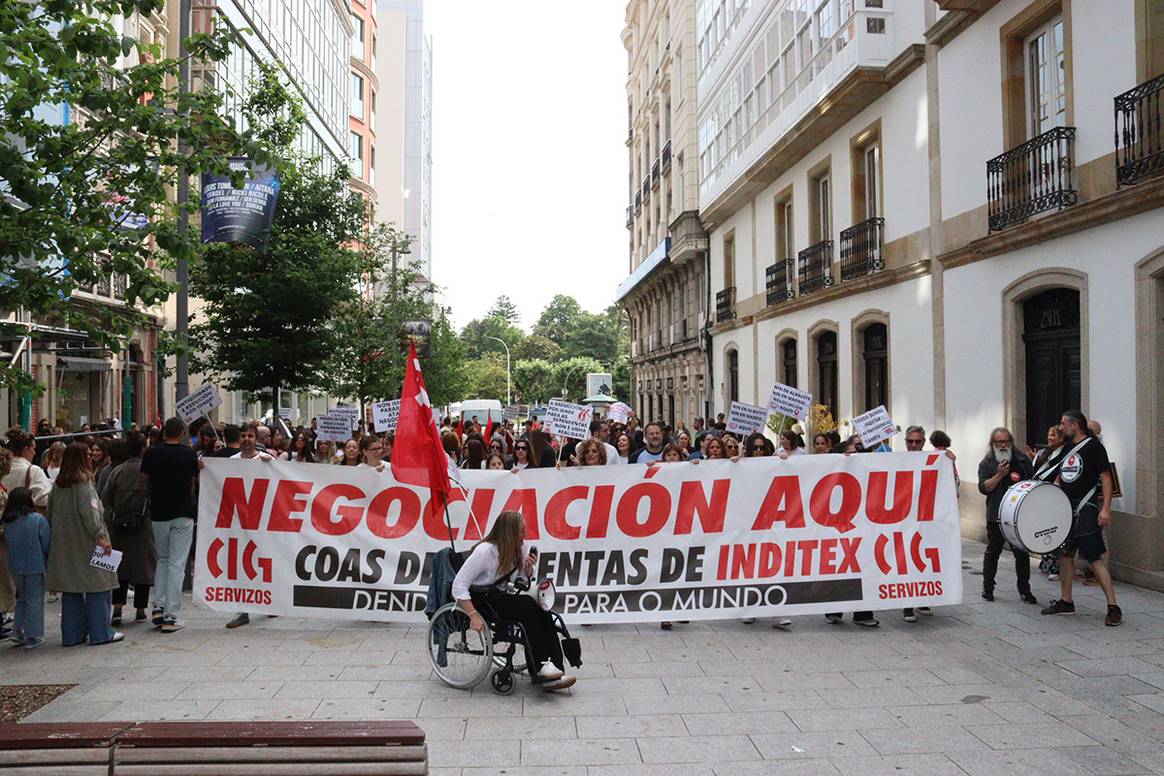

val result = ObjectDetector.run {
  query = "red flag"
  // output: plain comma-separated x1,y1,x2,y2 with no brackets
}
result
455,417,464,442
483,418,493,445
391,342,450,497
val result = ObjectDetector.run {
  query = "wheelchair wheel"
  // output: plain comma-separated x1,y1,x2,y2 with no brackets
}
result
427,603,493,690
490,670,515,695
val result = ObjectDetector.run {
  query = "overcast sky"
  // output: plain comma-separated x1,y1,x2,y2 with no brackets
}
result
425,1,628,331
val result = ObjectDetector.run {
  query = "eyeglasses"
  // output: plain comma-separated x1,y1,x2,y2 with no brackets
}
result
515,446,528,451
751,445,766,452
905,438,925,446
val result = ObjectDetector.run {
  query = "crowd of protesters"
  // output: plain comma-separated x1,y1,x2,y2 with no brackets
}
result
0,402,1119,649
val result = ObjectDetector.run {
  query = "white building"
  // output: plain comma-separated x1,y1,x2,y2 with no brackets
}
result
698,0,1164,588
374,0,433,282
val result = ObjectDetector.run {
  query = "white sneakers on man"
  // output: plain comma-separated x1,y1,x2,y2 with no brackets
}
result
537,661,576,691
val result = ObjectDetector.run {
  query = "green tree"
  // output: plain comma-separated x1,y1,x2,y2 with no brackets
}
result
563,304,623,363
513,358,557,404
422,309,468,409
188,68,365,403
532,294,584,345
0,1,262,396
553,356,605,401
486,295,520,325
459,315,522,360
513,334,561,362
321,225,432,411
463,353,509,402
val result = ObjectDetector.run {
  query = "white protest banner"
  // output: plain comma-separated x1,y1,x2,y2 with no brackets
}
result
332,404,360,430
607,402,632,424
502,404,520,422
768,383,813,421
543,399,593,440
194,454,961,624
726,401,769,436
315,413,352,443
175,383,222,425
90,547,123,574
853,405,898,449
372,399,401,433
278,408,292,420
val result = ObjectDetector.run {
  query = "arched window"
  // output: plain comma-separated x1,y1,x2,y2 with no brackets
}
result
727,349,739,405
862,323,888,410
781,339,798,388
815,332,838,418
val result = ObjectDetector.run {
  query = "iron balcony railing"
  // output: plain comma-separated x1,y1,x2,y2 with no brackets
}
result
662,140,672,173
651,159,661,188
987,125,1076,231
1116,73,1164,187
766,259,795,306
642,177,651,202
840,217,885,281
715,287,736,323
634,191,641,213
798,241,834,295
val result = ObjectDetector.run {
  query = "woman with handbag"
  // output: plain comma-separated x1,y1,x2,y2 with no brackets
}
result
100,432,157,626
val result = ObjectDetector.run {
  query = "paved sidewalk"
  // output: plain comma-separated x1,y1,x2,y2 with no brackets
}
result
7,540,1164,775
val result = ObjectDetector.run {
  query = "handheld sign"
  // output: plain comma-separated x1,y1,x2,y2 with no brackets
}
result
175,384,223,425
372,399,401,433
607,402,632,424
502,404,520,422
726,401,769,436
315,413,352,443
90,547,123,574
768,383,813,421
277,407,292,420
332,404,360,431
852,405,898,449
544,399,593,440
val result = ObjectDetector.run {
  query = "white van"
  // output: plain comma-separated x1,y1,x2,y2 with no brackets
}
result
458,399,504,425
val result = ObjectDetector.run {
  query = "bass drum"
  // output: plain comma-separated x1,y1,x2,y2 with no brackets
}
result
998,480,1072,554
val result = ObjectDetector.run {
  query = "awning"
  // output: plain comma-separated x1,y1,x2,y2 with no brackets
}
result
57,356,113,373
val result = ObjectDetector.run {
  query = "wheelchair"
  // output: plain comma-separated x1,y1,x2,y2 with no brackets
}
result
427,584,581,695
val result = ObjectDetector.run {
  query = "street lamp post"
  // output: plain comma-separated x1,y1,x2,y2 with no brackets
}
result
173,0,192,406
485,336,511,405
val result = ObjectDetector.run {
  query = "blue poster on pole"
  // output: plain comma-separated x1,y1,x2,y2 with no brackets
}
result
200,158,280,253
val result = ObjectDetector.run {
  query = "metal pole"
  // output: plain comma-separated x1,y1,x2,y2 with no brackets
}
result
174,0,192,402
485,336,510,405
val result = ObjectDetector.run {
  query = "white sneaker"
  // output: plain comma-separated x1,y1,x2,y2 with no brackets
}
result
771,618,793,629
541,675,576,692
537,662,563,681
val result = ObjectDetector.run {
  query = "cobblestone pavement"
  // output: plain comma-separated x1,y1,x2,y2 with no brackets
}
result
8,540,1164,775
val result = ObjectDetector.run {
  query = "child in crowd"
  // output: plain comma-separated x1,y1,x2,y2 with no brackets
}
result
2,488,51,648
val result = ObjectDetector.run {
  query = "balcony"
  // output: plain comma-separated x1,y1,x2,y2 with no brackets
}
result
642,177,651,203
987,126,1076,232
715,287,736,323
634,191,642,213
839,217,885,281
765,259,795,306
1116,73,1164,187
626,206,633,229
798,241,834,295
651,159,661,188
662,140,672,173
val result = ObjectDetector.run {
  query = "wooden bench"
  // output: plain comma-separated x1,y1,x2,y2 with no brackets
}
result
0,721,427,775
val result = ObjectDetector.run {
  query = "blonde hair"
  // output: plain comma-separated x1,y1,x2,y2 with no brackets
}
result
479,511,526,576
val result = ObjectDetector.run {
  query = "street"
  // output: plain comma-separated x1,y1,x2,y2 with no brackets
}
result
8,539,1164,775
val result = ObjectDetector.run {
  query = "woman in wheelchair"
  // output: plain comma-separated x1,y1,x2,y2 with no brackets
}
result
451,511,577,691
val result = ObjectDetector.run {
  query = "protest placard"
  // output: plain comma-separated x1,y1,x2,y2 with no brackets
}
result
726,401,769,436
90,547,123,574
768,383,813,420
277,407,292,420
175,383,222,425
372,399,401,433
544,399,593,439
502,404,520,422
607,402,632,424
852,405,898,448
332,404,360,430
195,453,962,624
315,413,352,442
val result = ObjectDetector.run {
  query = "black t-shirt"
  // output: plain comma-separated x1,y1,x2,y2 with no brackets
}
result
1057,437,1110,507
140,442,199,521
208,446,241,458
558,440,578,463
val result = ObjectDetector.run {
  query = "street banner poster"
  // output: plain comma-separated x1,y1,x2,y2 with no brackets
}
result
332,404,360,430
200,158,281,253
726,401,769,436
502,404,520,422
372,399,401,433
315,413,352,443
607,402,633,424
768,383,814,421
175,384,223,425
194,454,962,624
853,405,898,449
586,373,614,398
543,399,593,440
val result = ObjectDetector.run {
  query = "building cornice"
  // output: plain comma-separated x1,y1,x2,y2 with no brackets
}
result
351,56,379,89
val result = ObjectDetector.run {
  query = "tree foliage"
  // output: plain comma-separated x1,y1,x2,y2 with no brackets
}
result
422,309,468,409
513,358,556,404
512,334,560,363
463,353,509,402
459,312,522,360
486,295,520,325
188,67,365,401
0,1,264,395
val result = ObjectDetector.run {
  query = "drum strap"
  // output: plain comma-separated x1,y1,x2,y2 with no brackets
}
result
1074,486,1098,517
1033,446,1066,481
1053,436,1097,517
